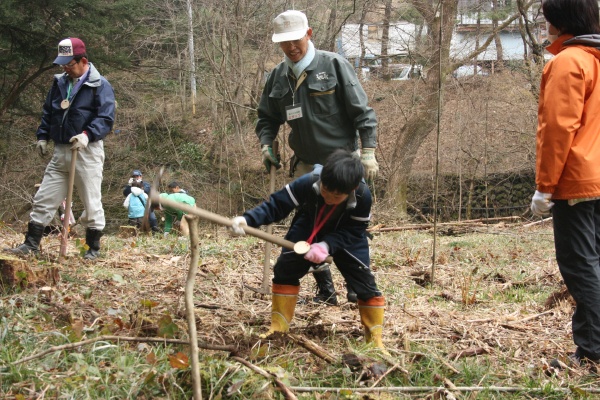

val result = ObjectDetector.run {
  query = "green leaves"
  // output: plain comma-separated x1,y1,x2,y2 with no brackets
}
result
157,315,178,338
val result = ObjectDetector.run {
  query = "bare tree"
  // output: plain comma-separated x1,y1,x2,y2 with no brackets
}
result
386,0,458,214
380,0,393,79
384,0,539,215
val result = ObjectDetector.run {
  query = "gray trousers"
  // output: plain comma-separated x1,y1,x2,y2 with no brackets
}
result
31,142,105,230
553,199,600,359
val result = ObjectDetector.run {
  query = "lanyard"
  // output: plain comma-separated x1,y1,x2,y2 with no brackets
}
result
66,81,73,100
286,71,307,105
306,203,338,244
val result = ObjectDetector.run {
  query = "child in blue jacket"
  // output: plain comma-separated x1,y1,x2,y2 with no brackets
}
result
231,149,387,353
123,181,148,228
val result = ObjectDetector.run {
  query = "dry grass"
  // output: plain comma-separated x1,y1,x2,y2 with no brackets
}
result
1,217,599,399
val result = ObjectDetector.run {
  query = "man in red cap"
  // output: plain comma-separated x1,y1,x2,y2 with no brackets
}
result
6,37,116,260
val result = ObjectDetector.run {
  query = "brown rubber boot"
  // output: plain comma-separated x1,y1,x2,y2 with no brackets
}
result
260,284,299,338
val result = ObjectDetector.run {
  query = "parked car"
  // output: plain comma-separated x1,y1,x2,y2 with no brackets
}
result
452,65,488,78
390,64,425,80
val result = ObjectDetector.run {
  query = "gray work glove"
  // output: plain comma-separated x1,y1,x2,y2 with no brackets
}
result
69,132,89,150
36,140,48,156
261,144,281,173
530,190,554,217
360,148,379,183
230,216,247,236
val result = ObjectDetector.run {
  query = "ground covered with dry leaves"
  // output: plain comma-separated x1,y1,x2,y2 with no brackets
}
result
1,217,599,399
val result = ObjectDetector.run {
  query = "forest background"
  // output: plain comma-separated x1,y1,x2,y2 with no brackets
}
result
3,1,592,399
0,0,544,231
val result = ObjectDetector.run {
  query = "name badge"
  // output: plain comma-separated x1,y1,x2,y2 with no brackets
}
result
286,104,303,121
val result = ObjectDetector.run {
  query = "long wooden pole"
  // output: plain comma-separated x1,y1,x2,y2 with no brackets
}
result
262,139,279,293
185,215,202,400
150,190,333,263
59,149,78,259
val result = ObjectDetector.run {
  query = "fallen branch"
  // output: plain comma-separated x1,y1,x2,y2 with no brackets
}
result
288,385,600,394
231,356,298,400
185,215,202,400
287,333,337,364
509,310,553,325
370,363,408,388
466,310,553,327
11,335,237,365
447,347,490,361
368,216,522,233
523,217,552,227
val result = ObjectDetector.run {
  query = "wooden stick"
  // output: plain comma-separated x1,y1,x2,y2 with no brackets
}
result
370,363,407,388
523,217,552,227
287,333,337,364
231,356,298,400
368,216,523,232
288,386,600,394
11,335,237,365
185,214,202,400
262,139,279,294
151,186,333,263
59,149,78,259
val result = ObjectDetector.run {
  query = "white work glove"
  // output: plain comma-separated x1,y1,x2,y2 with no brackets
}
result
36,140,48,156
69,132,89,150
230,216,248,236
261,144,281,173
304,242,329,264
530,190,554,217
360,148,379,183
128,177,134,185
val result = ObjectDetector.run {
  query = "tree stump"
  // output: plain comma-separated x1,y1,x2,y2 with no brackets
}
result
0,254,60,289
119,225,138,238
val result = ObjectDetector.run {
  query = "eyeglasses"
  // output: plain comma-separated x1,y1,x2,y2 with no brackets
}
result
61,60,80,69
280,36,306,48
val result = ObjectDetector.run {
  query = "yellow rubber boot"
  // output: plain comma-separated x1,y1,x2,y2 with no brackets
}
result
260,284,299,338
358,296,390,355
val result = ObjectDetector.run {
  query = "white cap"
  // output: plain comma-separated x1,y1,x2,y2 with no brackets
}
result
272,10,309,43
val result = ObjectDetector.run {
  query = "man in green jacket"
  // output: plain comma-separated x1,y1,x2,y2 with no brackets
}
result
256,10,380,305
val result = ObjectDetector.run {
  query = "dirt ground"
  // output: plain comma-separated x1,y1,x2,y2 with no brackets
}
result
3,217,599,397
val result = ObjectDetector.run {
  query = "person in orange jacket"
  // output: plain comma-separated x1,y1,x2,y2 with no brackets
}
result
531,0,600,369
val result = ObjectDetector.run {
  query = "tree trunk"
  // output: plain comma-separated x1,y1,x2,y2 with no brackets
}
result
492,0,504,69
380,0,392,80
387,0,459,215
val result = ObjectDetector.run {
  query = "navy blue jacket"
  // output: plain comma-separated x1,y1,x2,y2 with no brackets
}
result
36,63,115,144
243,167,372,264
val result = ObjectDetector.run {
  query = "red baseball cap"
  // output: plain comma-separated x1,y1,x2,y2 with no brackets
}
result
53,37,87,65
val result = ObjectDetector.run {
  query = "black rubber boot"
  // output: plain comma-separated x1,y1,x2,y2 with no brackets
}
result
346,283,358,303
83,228,103,260
312,267,338,306
6,221,44,256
